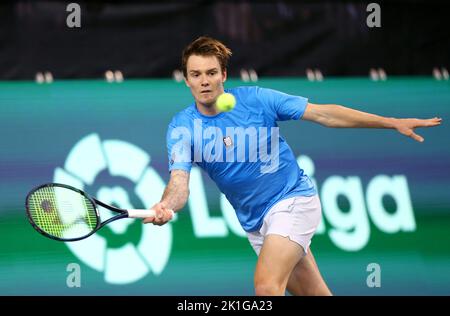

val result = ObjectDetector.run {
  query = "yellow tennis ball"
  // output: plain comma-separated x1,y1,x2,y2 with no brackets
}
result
216,93,236,112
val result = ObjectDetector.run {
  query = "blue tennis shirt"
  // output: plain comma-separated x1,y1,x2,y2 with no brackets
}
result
167,86,316,232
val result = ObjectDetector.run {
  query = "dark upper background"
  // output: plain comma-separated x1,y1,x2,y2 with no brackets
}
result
0,0,449,80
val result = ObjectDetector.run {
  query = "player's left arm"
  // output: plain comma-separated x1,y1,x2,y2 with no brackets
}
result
302,103,442,142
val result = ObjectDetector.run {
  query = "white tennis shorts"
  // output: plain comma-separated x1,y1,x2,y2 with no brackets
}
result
246,195,322,256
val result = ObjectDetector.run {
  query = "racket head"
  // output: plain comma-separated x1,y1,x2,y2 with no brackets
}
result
25,183,100,241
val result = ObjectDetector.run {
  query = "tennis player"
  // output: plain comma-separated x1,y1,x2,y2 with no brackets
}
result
143,36,442,296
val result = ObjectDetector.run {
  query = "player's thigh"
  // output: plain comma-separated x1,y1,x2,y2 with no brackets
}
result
255,234,304,285
287,249,331,296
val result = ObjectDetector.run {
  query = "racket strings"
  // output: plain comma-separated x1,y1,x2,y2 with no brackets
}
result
27,186,98,239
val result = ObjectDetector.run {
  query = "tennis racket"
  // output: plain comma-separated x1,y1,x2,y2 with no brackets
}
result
25,183,173,242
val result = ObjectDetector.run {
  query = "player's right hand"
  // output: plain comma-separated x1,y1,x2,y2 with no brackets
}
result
143,202,173,225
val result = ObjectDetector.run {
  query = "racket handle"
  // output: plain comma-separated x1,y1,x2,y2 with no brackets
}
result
127,209,174,219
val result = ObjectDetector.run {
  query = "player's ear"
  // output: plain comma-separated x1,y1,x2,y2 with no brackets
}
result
184,76,190,88
222,69,227,83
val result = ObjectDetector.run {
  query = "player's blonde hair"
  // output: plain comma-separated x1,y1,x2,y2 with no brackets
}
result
182,36,232,77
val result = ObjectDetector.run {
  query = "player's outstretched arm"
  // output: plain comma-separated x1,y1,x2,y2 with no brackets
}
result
302,103,442,142
143,169,190,225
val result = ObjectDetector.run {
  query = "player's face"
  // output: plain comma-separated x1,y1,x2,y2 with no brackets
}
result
185,54,227,108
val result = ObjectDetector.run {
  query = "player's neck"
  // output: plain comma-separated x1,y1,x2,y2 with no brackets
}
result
196,102,219,117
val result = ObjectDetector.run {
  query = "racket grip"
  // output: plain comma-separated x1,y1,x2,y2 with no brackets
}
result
127,209,174,219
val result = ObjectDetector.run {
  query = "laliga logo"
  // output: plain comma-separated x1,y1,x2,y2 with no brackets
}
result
54,133,173,284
